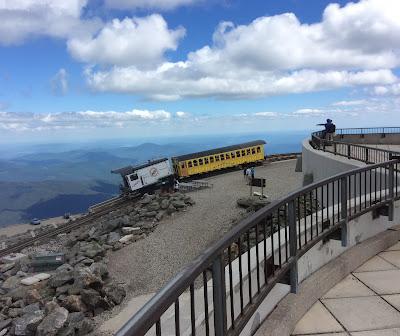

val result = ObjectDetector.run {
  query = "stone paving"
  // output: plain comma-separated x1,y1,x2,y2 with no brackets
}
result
292,240,400,335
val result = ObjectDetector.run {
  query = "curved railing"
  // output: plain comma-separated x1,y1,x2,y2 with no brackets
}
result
311,128,400,164
117,129,400,336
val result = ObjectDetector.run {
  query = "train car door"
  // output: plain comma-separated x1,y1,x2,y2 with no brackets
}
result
126,173,143,191
180,161,189,177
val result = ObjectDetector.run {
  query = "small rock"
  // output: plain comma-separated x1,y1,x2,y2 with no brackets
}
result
121,227,141,235
89,263,108,280
104,283,126,305
25,289,42,305
13,310,45,336
62,295,87,313
172,200,186,209
8,308,22,318
112,242,123,251
119,235,133,244
74,267,102,290
48,270,74,288
0,263,15,273
81,289,112,311
1,276,20,290
20,273,50,286
22,303,41,315
36,307,68,336
106,232,121,245
160,199,170,210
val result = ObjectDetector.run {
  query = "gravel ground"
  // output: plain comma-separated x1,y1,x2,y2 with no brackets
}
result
107,159,302,296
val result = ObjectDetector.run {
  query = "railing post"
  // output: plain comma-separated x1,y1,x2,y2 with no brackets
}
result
389,162,394,221
288,200,298,294
323,140,326,152
212,255,227,336
340,177,348,247
365,148,369,163
334,142,337,155
347,144,351,159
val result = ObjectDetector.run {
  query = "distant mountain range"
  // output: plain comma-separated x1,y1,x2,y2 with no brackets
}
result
0,131,308,227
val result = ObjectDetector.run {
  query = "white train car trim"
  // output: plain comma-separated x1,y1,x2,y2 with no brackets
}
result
126,158,174,191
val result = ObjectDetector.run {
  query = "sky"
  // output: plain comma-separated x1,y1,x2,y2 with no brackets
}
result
0,0,400,143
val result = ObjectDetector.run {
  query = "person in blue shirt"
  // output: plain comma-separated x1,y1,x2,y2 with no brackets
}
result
317,119,336,141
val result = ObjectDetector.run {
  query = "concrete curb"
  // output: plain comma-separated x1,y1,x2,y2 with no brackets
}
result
254,225,400,336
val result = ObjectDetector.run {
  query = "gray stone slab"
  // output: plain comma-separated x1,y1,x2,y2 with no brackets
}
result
379,251,400,268
386,242,400,251
354,256,397,273
292,301,344,335
351,328,400,335
354,270,400,295
322,296,400,332
383,294,400,311
322,274,375,299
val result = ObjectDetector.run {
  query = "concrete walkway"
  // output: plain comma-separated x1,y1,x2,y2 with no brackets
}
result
292,240,400,335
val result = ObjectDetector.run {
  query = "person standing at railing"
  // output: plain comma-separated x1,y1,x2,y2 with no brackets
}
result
317,118,336,141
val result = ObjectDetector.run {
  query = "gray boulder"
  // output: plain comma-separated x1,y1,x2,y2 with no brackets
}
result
104,283,126,305
106,231,121,245
13,310,45,336
147,202,160,212
48,270,74,288
172,200,186,209
73,267,102,290
61,295,87,313
160,199,170,210
80,289,112,310
36,307,68,336
89,262,108,280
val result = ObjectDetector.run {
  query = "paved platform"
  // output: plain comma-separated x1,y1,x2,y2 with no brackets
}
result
292,240,400,335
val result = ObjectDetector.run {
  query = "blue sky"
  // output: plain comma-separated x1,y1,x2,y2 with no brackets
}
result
0,0,399,143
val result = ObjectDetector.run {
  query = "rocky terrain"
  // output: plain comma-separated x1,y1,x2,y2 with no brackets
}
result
0,192,195,336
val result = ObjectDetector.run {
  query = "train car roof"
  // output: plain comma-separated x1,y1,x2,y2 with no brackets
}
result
112,158,169,176
173,140,266,161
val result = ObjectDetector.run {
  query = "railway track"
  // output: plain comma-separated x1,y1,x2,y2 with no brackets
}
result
0,152,299,258
0,196,132,258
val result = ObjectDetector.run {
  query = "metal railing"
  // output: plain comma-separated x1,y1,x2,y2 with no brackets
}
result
117,141,400,335
311,129,400,164
336,127,400,136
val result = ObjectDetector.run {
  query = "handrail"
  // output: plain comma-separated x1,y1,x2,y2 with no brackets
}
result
311,128,400,164
118,128,400,336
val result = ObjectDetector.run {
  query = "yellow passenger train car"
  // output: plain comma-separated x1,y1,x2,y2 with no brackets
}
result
172,140,266,178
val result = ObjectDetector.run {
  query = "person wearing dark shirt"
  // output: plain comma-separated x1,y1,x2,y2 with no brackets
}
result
317,118,336,141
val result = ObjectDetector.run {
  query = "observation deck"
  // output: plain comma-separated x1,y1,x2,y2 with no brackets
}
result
115,127,400,336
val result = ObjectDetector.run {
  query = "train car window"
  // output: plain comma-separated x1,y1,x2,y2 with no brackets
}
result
199,158,203,165
236,151,241,157
225,153,230,159
181,162,185,168
215,156,220,161
246,149,251,155
231,152,235,158
210,156,214,163
205,158,209,164
220,154,225,161
129,174,138,181
242,150,246,156
193,160,198,166
257,146,261,153
252,148,256,154
188,161,193,168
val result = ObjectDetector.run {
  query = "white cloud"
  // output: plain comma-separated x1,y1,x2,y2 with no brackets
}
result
332,100,368,106
51,68,68,95
0,109,176,131
294,109,324,116
0,0,100,45
85,0,400,99
373,83,400,96
254,112,278,118
105,0,200,10
176,111,188,118
68,15,185,67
